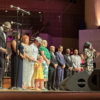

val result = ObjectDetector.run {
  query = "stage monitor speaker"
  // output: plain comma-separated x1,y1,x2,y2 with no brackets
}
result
88,69,100,91
80,22,86,29
59,71,90,91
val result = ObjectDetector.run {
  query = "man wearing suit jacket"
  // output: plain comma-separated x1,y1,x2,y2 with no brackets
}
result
56,45,65,89
0,22,11,87
64,48,73,79
48,46,58,90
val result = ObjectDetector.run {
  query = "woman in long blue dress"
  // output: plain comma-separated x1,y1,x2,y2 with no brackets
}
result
11,31,26,88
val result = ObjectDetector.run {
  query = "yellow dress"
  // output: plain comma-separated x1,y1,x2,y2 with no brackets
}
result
33,62,44,79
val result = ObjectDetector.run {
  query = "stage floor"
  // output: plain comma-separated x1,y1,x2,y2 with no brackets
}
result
0,90,100,100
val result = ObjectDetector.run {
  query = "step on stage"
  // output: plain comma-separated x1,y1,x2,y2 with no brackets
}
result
0,90,100,100
1,77,100,100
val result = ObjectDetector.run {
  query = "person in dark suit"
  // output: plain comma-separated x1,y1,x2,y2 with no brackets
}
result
48,46,58,90
64,48,73,79
0,22,11,87
56,45,65,89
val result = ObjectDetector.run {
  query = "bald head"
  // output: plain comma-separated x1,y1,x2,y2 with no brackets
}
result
50,46,55,53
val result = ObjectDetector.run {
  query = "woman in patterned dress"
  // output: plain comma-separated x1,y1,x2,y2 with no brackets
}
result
83,42,99,75
39,40,51,89
21,35,34,89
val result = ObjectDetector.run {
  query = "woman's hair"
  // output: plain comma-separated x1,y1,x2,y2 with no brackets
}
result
37,55,43,60
21,35,29,43
58,45,63,49
12,31,20,39
83,41,92,51
41,40,47,47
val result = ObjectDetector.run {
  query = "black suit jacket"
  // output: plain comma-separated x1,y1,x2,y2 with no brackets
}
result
0,27,7,68
64,54,73,70
49,52,58,71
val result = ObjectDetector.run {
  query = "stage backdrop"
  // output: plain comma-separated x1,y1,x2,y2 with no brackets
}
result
79,29,100,68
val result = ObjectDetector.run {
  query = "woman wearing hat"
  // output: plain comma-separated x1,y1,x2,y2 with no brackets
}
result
83,41,99,75
21,35,34,89
39,40,51,90
30,37,42,89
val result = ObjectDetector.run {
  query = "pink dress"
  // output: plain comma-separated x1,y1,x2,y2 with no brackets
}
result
80,60,85,72
81,60,85,64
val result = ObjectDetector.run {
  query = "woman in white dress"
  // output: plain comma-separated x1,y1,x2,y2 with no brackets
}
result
21,35,34,89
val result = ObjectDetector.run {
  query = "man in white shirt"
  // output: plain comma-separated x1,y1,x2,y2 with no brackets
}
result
29,37,42,89
71,49,81,74
0,22,11,88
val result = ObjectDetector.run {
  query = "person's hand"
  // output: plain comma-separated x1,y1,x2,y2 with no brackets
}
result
35,66,39,69
6,56,10,62
47,61,50,65
22,55,26,60
75,68,80,71
29,56,34,61
1,48,7,54
69,67,73,71
92,49,96,53
62,65,65,69
96,53,100,56
54,64,58,68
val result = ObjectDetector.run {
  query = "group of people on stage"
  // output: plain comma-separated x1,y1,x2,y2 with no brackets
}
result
0,21,99,91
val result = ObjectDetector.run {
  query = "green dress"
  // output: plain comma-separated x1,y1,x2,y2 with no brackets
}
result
39,46,50,79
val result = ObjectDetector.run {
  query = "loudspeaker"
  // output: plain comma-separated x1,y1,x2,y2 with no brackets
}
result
59,71,90,91
88,69,100,91
80,22,86,29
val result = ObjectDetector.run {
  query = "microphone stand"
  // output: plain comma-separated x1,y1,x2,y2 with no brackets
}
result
19,12,30,90
9,10,23,90
18,12,24,90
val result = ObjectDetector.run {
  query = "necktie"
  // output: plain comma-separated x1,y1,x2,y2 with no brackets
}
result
68,56,71,60
52,53,55,58
61,53,63,58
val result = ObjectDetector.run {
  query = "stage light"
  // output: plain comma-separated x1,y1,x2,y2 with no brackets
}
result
5,10,8,12
70,52,73,54
38,12,41,14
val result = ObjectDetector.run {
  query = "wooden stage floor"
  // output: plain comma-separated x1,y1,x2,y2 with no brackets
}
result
0,89,100,100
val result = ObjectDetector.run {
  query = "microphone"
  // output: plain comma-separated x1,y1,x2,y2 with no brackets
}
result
10,5,20,10
91,47,98,54
10,5,30,15
11,21,22,26
2,24,12,31
19,8,30,15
